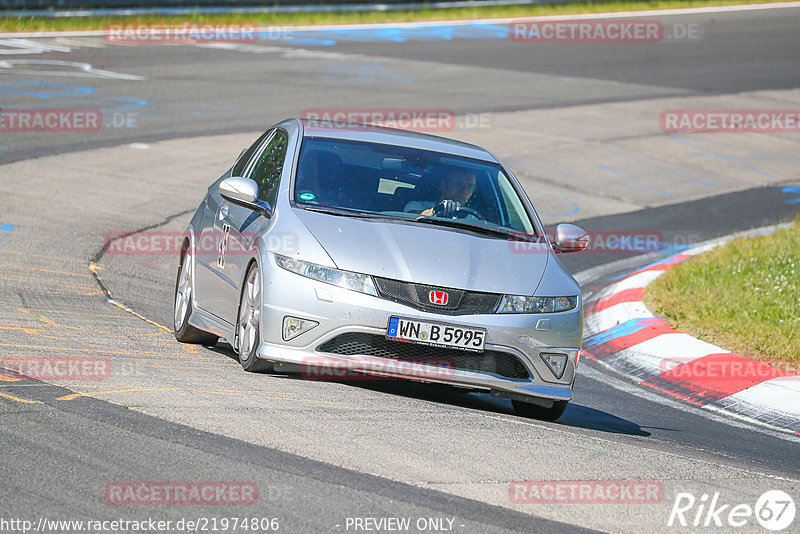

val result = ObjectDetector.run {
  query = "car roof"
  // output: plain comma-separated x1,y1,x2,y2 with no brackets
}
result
297,118,499,163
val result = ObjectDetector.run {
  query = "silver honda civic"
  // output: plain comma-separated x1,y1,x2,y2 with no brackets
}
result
174,118,588,421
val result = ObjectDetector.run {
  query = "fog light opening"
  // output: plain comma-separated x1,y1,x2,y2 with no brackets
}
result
282,316,319,341
540,352,568,379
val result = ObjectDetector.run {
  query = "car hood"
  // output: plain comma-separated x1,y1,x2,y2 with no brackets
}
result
295,209,551,295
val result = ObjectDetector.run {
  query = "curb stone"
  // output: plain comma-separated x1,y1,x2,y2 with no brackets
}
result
581,224,800,435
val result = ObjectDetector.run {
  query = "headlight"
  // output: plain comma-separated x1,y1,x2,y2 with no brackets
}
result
274,254,377,297
496,295,578,314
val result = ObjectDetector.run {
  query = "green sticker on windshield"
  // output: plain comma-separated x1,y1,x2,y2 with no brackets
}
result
299,192,316,201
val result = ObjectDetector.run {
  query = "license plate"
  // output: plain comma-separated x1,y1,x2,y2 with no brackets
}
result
387,317,485,353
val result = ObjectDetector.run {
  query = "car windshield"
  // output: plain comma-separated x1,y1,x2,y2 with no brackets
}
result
293,136,539,237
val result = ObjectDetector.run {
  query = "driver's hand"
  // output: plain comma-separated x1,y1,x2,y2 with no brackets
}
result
433,200,461,218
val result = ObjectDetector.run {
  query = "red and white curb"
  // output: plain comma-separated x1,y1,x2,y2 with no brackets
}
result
582,225,800,435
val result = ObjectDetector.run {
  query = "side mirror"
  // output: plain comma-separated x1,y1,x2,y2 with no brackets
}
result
552,224,589,253
220,177,273,217
220,176,261,206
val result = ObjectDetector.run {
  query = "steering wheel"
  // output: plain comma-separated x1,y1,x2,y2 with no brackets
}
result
454,206,485,220
431,200,486,220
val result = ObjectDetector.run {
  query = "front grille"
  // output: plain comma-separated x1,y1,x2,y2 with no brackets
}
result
317,333,529,380
373,277,501,315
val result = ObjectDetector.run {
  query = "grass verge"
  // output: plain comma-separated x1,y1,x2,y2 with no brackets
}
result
0,0,793,33
644,218,800,373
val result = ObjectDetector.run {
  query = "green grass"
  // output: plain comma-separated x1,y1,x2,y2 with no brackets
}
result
644,219,800,373
0,0,792,33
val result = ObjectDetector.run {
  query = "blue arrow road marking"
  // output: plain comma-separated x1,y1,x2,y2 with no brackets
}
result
584,318,654,347
781,186,800,204
0,223,17,242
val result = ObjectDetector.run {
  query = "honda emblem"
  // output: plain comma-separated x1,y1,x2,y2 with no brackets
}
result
429,290,449,306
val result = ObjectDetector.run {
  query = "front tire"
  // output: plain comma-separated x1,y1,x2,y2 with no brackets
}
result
174,244,219,346
236,263,272,373
512,399,568,422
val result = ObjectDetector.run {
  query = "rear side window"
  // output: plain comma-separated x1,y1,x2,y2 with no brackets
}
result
232,129,273,177
249,129,288,206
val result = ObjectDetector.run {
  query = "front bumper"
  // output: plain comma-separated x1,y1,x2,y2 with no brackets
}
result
258,255,582,405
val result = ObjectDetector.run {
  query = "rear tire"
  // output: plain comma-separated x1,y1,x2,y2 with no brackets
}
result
236,263,272,373
512,399,568,421
174,244,219,346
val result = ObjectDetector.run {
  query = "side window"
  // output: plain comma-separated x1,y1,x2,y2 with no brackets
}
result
248,129,288,206
232,129,273,177
496,171,534,234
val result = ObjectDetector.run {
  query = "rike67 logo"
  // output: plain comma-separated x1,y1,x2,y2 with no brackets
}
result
668,490,795,531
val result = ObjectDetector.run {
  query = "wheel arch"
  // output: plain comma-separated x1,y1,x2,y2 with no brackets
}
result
233,255,263,352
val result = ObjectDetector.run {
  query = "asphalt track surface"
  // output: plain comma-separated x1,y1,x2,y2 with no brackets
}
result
1,5,799,533
1,6,800,162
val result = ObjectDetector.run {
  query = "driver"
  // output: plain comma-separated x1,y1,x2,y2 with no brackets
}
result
405,166,477,218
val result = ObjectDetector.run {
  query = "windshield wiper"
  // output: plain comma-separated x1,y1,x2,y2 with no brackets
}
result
413,216,518,239
300,206,538,241
299,205,380,219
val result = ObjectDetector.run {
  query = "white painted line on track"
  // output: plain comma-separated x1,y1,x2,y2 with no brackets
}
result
578,363,800,445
